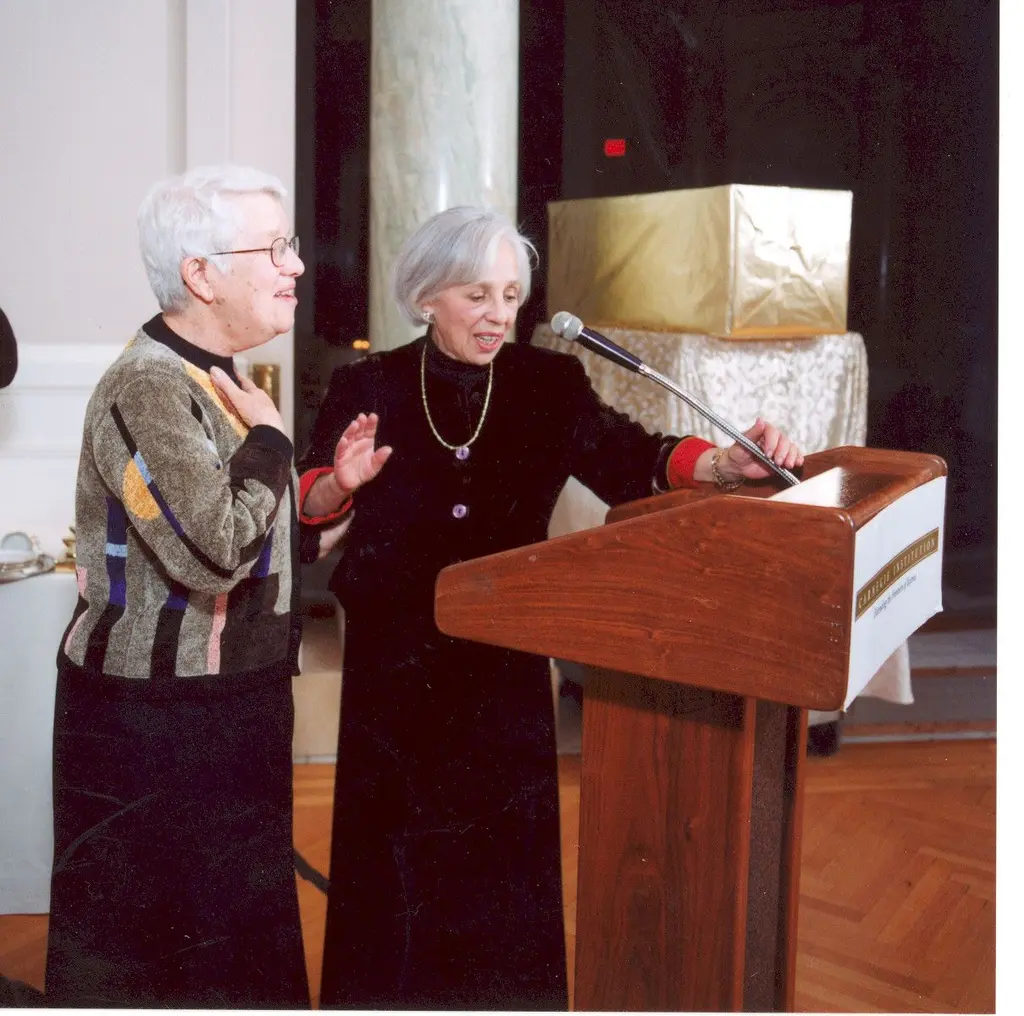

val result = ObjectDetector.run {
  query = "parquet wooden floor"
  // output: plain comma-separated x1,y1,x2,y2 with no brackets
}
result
793,740,995,1013
0,740,995,1011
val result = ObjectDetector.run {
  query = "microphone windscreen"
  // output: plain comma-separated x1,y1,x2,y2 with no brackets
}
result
550,311,583,341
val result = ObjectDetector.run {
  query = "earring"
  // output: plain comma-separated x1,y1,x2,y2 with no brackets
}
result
423,309,433,323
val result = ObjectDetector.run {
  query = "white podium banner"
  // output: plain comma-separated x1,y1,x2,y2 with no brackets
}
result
845,476,946,706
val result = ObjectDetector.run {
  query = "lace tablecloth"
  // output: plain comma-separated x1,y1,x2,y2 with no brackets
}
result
533,324,910,713
532,324,868,449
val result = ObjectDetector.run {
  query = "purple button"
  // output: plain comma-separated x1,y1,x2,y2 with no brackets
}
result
452,504,468,519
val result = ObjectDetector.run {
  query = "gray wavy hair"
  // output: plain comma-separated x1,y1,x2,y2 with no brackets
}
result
137,165,288,312
391,206,537,325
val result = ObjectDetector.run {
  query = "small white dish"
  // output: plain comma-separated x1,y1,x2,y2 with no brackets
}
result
1,531,36,552
0,548,37,567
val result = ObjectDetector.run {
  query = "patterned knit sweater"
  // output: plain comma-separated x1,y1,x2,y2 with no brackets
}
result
59,315,313,684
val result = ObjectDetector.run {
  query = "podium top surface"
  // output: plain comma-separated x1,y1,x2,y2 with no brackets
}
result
606,447,945,528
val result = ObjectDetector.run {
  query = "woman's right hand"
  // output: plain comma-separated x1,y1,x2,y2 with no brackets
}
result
210,367,285,432
332,413,393,496
303,413,394,518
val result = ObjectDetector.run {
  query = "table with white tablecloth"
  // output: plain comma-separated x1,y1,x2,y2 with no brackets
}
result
0,570,78,914
534,323,912,714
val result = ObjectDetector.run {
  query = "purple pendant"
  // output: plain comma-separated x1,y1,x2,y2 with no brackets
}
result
455,446,470,461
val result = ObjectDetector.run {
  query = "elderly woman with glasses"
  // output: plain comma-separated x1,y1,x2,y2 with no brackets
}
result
297,206,804,1010
43,165,356,1008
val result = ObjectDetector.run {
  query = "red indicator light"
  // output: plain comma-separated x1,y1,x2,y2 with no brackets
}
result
603,138,627,157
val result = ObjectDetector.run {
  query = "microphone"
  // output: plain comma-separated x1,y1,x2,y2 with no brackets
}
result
550,311,643,374
549,311,800,487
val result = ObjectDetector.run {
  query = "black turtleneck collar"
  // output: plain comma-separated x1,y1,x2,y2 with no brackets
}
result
142,314,240,382
423,328,494,387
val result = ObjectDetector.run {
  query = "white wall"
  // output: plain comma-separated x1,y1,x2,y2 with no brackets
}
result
0,0,297,554
0,1,182,346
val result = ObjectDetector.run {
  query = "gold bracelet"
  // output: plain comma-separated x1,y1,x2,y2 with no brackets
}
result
711,449,744,491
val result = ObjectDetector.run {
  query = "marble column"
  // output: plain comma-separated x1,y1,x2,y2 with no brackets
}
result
369,0,519,350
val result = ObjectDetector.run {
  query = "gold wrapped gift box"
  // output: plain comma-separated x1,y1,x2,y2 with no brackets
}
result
546,184,853,339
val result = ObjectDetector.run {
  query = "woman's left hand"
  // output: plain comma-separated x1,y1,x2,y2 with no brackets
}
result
715,418,805,483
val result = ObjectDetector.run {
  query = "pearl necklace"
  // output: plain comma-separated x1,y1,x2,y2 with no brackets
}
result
420,343,494,459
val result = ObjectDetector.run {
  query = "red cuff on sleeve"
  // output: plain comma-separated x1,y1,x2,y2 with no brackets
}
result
299,467,353,524
667,436,717,489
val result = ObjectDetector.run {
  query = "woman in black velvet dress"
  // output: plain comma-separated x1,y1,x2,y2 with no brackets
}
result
298,206,803,1010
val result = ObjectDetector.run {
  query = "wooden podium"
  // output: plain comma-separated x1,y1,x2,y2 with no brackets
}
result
434,447,946,1012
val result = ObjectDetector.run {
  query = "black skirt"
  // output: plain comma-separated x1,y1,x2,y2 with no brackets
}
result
319,610,568,1011
44,663,309,1009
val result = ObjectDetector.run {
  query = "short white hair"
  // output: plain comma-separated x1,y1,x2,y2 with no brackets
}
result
392,206,537,326
137,164,288,312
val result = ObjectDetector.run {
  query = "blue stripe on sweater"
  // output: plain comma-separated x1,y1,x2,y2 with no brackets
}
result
133,451,152,484
254,528,274,578
105,496,128,607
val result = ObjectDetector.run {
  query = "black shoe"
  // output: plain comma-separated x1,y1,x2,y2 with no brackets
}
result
807,720,841,757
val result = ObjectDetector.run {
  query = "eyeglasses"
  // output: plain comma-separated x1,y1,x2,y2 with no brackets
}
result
209,236,300,267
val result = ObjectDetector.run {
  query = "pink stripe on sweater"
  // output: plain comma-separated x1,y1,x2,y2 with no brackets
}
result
207,592,229,673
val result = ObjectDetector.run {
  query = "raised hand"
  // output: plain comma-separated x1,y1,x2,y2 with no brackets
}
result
332,413,393,496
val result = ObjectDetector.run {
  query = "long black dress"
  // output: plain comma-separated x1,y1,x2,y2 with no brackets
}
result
45,666,309,1009
303,335,676,1010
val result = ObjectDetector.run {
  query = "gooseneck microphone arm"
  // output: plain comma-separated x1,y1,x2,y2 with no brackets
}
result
637,364,800,486
549,311,800,487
